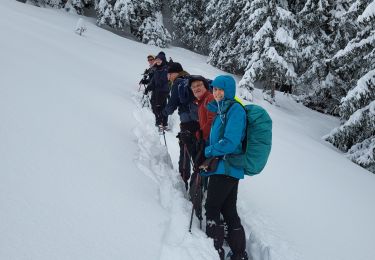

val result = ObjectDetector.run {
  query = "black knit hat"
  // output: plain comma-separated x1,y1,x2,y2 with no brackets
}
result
189,75,209,89
168,62,183,73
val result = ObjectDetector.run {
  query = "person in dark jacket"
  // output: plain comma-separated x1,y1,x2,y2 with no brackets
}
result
163,62,200,189
202,75,248,260
144,53,170,128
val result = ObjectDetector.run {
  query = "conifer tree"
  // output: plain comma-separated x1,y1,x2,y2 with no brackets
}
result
96,0,116,27
206,0,247,73
169,0,207,52
239,0,298,96
66,0,94,14
295,0,334,95
303,0,371,115
326,0,375,172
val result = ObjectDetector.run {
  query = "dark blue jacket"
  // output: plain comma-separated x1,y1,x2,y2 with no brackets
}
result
146,59,169,93
164,73,198,123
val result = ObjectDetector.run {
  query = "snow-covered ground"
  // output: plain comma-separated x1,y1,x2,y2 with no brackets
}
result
1,1,375,260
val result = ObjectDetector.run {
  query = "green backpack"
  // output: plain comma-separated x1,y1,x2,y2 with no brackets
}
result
221,102,272,176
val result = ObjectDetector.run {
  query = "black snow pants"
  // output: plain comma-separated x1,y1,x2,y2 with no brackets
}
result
205,175,247,260
150,90,169,126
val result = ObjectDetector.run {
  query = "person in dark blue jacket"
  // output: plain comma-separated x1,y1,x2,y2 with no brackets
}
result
202,75,248,260
144,52,170,127
163,62,200,189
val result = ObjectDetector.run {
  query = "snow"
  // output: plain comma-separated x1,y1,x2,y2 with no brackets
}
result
275,27,297,49
253,18,273,44
333,31,375,59
1,1,375,260
342,69,375,104
347,137,375,168
266,47,297,77
357,0,375,23
276,6,296,24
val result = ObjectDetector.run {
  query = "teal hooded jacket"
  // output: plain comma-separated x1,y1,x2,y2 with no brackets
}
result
203,75,247,179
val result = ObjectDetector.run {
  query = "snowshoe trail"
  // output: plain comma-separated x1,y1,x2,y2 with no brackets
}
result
132,91,300,260
132,92,218,259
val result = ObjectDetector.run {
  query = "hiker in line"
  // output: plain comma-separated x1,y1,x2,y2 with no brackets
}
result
144,52,170,128
190,76,215,142
139,55,155,86
162,62,200,189
201,75,248,260
188,75,216,222
189,75,215,182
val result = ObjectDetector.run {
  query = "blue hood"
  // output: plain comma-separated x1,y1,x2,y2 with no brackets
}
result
211,75,236,100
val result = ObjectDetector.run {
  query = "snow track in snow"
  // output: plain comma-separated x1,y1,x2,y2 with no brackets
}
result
132,92,218,260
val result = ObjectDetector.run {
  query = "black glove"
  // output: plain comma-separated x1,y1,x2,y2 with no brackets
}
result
140,78,149,85
199,157,220,172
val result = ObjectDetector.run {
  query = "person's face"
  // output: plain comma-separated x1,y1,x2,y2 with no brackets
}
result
167,72,178,81
191,80,207,100
147,57,154,66
213,87,225,101
155,58,162,66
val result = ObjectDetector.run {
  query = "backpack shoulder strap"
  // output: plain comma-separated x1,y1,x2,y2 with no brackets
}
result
218,100,245,137
217,100,247,175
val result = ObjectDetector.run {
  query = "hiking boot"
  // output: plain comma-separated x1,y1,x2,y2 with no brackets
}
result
206,223,225,260
228,226,246,259
230,252,248,260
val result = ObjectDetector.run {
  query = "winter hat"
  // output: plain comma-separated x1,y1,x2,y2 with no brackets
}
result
168,62,183,73
156,51,166,60
147,54,155,60
155,52,167,65
189,75,209,89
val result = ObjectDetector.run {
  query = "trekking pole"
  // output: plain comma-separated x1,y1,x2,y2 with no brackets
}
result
182,143,188,189
162,127,167,148
141,94,146,107
189,171,202,232
138,83,143,92
189,202,195,233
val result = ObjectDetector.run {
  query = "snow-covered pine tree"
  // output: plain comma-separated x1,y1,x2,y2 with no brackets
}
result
239,0,298,96
326,97,375,172
303,0,371,115
96,0,116,27
136,12,171,47
326,0,375,173
64,0,94,14
169,0,207,53
295,0,334,95
206,0,248,74
95,0,170,47
205,0,250,73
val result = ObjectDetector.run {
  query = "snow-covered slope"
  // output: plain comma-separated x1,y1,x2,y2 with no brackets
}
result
1,1,375,260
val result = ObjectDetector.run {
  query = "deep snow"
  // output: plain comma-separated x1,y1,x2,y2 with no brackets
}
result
1,1,375,260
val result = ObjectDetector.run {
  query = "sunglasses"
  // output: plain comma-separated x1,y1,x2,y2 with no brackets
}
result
148,58,154,61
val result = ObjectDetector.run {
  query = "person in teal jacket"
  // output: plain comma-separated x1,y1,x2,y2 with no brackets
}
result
202,75,248,260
